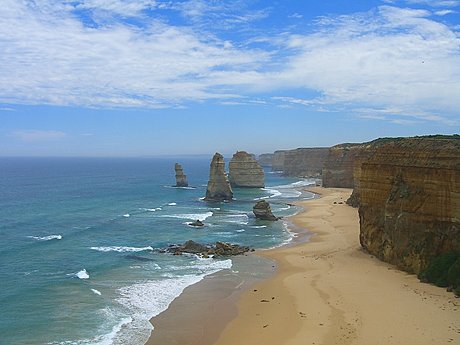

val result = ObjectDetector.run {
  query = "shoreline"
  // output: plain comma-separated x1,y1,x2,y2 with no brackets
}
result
214,187,460,345
145,187,459,345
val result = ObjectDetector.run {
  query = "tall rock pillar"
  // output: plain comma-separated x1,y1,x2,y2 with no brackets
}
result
204,153,233,201
174,163,188,187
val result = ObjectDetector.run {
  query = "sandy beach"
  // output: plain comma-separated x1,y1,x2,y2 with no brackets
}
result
214,187,460,345
147,187,459,345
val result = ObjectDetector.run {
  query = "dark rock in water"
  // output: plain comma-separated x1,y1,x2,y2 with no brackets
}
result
253,200,280,221
204,153,233,201
125,254,155,262
166,240,250,258
174,163,188,187
189,219,204,227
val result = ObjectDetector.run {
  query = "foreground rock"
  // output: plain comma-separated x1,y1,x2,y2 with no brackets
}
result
174,163,188,187
204,153,233,201
229,151,265,188
358,136,460,274
167,240,251,258
253,200,280,221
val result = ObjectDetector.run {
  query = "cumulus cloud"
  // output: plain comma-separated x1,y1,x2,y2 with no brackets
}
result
0,1,459,126
10,130,67,142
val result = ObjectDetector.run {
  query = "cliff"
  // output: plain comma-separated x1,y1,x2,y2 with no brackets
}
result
282,148,329,177
358,136,460,274
228,151,265,188
174,163,188,187
322,143,366,188
204,153,233,202
258,153,274,167
272,150,286,172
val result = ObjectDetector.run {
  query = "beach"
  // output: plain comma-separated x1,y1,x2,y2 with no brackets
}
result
148,187,459,345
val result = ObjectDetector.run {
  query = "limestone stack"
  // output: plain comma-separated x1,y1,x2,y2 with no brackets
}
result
253,200,279,221
174,163,188,187
204,153,233,202
358,136,460,274
228,151,265,188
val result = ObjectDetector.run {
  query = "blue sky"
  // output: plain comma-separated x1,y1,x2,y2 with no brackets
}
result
1,0,459,156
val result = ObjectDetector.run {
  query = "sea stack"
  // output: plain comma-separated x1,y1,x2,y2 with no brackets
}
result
204,153,233,202
174,163,188,187
228,151,265,188
253,200,279,221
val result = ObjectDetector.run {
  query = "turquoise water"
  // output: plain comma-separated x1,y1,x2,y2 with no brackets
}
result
0,157,313,345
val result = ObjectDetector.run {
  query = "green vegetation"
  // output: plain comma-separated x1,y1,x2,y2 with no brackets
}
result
418,252,460,295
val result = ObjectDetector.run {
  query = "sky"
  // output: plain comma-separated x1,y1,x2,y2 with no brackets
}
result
0,0,459,156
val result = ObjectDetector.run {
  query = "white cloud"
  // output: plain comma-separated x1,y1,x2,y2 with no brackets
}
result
10,130,67,142
0,2,459,126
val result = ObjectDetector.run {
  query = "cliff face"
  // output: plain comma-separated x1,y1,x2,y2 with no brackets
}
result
322,143,365,188
272,150,286,172
229,151,265,188
282,148,329,177
358,137,460,274
174,163,188,187
258,153,274,167
204,153,233,202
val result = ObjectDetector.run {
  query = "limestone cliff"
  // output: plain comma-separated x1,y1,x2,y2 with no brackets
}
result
229,151,265,188
358,136,460,274
174,163,188,187
282,148,329,177
322,143,365,188
204,153,233,202
272,150,286,172
258,153,274,167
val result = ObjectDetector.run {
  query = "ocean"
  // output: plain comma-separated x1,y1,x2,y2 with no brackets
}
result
0,157,314,345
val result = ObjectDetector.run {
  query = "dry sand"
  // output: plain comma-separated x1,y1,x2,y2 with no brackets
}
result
214,187,460,345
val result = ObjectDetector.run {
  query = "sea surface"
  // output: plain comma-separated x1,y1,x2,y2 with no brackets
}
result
0,157,314,345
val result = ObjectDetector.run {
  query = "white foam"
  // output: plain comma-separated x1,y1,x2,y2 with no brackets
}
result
90,246,154,253
76,269,89,279
250,225,267,229
123,214,130,218
91,288,102,296
159,211,213,222
236,229,245,233
168,202,177,206
114,258,232,344
27,234,62,241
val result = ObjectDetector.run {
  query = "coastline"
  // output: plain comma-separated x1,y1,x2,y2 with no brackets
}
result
214,187,460,345
145,187,459,345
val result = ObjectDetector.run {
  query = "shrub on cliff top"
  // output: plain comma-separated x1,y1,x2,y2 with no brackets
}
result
419,252,460,292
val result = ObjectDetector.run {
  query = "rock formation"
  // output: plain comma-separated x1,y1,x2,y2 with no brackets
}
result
204,153,233,202
174,163,188,187
358,136,460,274
167,240,251,258
228,151,265,188
253,200,280,221
258,153,274,167
269,148,328,177
272,150,287,172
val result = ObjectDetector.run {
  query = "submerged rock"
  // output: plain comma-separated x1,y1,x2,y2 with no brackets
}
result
189,219,204,227
174,163,188,187
253,200,280,221
229,151,265,188
204,153,233,202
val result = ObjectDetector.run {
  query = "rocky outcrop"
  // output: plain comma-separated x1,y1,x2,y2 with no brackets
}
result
358,136,460,274
167,240,251,258
228,151,265,188
174,163,188,187
253,200,280,221
258,153,274,167
204,153,233,202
